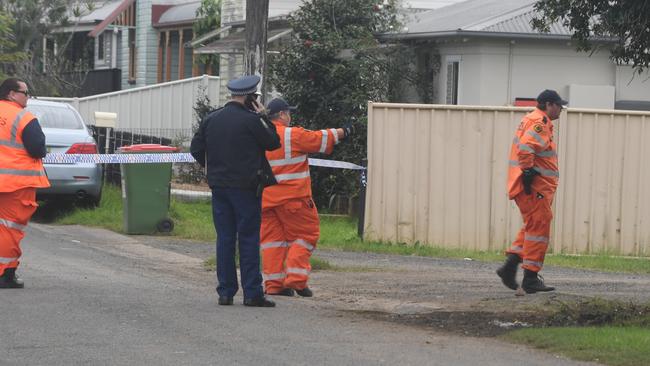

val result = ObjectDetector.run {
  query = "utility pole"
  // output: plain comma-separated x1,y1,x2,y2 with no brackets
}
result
244,0,270,101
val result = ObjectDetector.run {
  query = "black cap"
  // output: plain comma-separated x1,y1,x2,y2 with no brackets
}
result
536,89,568,107
227,75,260,96
267,98,297,115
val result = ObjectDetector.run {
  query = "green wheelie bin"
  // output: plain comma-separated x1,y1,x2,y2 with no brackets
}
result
119,144,179,234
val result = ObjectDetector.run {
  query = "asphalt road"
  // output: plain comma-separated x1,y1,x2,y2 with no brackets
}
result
0,224,599,366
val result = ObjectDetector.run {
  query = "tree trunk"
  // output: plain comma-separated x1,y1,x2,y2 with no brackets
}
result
244,0,269,101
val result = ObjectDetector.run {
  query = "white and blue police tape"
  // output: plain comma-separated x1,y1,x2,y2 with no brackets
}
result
43,153,366,170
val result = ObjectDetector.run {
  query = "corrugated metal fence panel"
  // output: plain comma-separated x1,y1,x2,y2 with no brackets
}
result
554,110,650,256
366,103,650,256
39,75,221,133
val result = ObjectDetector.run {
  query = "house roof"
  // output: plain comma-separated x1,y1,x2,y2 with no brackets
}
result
382,0,577,40
76,0,125,24
156,1,201,27
194,27,292,55
88,0,136,37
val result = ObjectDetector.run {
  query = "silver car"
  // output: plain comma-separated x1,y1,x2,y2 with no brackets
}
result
27,99,103,206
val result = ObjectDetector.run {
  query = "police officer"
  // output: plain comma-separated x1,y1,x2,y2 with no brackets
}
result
0,78,49,289
497,89,566,294
190,75,281,307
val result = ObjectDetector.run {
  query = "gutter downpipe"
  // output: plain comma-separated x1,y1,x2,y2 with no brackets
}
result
507,40,514,105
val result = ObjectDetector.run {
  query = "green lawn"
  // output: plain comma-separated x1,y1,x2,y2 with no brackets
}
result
504,326,650,366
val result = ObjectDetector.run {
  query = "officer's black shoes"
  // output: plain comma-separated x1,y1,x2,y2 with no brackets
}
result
522,269,555,294
243,296,276,307
496,253,522,290
0,268,24,289
267,288,295,297
295,287,313,297
218,296,234,305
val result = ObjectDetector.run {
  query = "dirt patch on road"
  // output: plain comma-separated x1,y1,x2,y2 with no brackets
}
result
307,251,650,337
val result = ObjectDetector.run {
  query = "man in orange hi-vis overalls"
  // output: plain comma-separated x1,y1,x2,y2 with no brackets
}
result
0,78,50,289
261,98,353,297
497,89,567,294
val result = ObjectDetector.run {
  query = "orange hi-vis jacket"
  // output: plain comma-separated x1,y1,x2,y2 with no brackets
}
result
0,100,50,193
262,121,339,208
507,108,558,199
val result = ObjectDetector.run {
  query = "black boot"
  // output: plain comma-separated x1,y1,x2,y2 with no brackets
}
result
243,296,276,307
218,296,233,305
267,288,295,297
522,269,555,294
0,268,24,289
496,254,521,290
295,287,313,297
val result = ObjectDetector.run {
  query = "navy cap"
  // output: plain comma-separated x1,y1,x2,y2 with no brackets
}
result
267,98,297,115
536,89,568,107
227,75,260,96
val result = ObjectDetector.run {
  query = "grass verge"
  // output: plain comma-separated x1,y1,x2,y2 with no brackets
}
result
319,216,650,274
503,326,650,366
48,185,650,274
499,298,650,366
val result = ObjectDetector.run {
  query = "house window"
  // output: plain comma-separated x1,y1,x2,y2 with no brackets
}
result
445,56,460,105
128,29,136,83
97,34,105,60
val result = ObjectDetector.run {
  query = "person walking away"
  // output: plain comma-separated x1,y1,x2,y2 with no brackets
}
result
190,75,281,307
260,98,353,297
0,78,49,289
497,89,567,294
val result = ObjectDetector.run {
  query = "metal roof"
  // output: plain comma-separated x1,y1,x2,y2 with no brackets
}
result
194,28,292,55
380,0,580,40
158,1,201,25
472,6,571,35
403,0,537,33
76,0,124,24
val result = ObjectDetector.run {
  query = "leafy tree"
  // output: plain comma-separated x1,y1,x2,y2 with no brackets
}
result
269,0,428,208
533,0,650,74
0,0,94,94
193,0,221,73
0,11,27,79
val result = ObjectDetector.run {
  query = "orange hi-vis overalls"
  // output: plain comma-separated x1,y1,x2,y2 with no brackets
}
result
506,108,559,272
261,121,339,293
0,100,50,276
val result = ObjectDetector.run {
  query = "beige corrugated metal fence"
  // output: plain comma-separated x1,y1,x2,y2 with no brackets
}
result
365,102,650,256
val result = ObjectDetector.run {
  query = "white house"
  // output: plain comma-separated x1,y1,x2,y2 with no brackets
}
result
381,0,650,110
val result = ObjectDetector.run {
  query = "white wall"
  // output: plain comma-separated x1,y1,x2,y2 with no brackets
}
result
616,66,650,102
427,38,626,108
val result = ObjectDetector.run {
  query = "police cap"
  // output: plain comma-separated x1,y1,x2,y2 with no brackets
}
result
227,75,260,96
536,89,568,107
266,98,297,115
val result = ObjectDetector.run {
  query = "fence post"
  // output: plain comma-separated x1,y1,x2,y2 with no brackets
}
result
357,158,367,240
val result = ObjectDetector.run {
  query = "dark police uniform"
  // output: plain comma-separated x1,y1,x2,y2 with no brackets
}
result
190,75,280,305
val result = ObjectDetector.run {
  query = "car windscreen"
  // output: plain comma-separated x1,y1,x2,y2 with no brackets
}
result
26,105,84,129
